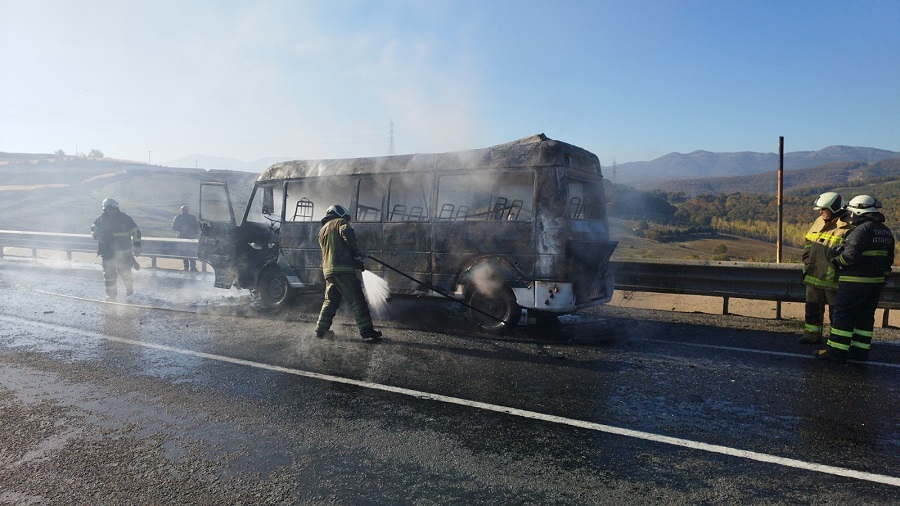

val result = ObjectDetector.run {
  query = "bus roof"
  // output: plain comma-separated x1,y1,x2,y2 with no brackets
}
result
257,133,602,181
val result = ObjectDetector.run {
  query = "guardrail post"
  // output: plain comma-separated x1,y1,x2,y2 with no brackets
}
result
776,301,782,320
151,257,157,268
722,296,729,315
31,248,37,258
883,309,891,328
67,251,72,261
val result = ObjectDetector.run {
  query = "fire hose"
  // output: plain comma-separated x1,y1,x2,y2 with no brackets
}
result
363,255,509,327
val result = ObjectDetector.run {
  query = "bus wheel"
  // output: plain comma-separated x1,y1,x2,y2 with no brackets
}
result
257,267,296,309
467,284,519,331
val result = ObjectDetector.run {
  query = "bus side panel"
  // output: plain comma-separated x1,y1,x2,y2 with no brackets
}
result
353,222,384,279
382,222,431,293
431,221,535,293
279,222,323,286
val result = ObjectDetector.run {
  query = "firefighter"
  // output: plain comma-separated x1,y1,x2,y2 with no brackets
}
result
91,197,142,301
314,204,383,340
799,192,854,344
819,195,895,363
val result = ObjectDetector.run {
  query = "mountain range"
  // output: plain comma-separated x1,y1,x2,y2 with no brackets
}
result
612,145,900,189
162,145,900,187
646,158,900,197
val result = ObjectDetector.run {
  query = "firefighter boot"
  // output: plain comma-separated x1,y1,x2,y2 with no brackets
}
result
360,327,383,341
798,331,822,344
815,347,848,364
848,346,869,362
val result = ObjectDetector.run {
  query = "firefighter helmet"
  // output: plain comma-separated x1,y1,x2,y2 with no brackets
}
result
813,192,842,213
325,204,350,220
846,195,882,216
101,197,119,210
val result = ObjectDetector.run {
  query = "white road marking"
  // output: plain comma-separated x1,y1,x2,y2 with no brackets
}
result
1,314,898,487
638,338,900,369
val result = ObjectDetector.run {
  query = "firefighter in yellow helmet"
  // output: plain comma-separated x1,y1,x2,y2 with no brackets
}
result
819,195,895,363
799,192,854,344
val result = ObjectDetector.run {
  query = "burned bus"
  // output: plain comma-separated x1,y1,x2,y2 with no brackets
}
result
197,134,617,330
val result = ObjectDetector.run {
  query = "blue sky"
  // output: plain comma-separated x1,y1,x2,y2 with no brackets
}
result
1,0,898,167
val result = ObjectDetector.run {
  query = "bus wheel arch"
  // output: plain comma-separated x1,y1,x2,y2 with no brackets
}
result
459,257,523,331
256,264,296,309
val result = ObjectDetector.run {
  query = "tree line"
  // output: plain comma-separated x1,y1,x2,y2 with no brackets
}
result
605,181,900,249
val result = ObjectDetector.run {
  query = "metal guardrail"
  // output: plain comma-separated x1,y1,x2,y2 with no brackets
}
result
611,258,900,325
1,230,896,321
0,229,200,269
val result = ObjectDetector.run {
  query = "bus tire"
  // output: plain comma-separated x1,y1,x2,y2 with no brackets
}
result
466,283,519,332
257,266,296,309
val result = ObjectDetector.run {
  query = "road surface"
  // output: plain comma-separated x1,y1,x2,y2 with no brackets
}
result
1,258,898,504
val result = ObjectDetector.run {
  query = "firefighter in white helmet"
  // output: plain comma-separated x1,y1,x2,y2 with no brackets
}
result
799,192,854,344
91,197,142,301
314,204,382,341
819,195,895,362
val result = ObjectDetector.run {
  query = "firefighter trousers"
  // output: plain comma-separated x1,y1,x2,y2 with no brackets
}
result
316,272,374,335
804,285,837,336
828,281,883,361
102,251,134,297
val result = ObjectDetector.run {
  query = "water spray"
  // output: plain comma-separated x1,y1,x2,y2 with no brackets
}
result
364,255,508,327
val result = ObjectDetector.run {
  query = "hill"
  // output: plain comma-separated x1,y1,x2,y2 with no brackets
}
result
164,154,289,173
0,155,258,237
613,146,899,187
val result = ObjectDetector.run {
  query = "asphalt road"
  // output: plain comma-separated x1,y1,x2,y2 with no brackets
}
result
1,258,898,504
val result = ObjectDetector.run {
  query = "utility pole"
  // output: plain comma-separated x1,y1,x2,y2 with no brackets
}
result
388,120,395,156
776,136,784,263
775,136,784,320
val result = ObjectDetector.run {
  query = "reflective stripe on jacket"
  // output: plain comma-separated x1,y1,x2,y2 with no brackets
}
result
802,211,853,290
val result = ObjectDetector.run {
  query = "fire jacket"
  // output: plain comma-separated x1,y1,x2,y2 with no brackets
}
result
91,210,142,258
318,216,362,278
802,210,854,290
828,212,895,284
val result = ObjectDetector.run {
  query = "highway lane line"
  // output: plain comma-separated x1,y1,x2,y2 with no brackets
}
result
637,338,900,369
2,313,898,488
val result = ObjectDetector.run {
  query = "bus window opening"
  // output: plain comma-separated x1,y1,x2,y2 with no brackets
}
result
568,180,604,220
285,179,355,222
438,172,534,222
388,176,431,222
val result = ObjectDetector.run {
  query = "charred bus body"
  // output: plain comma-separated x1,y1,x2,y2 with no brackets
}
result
198,134,617,330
